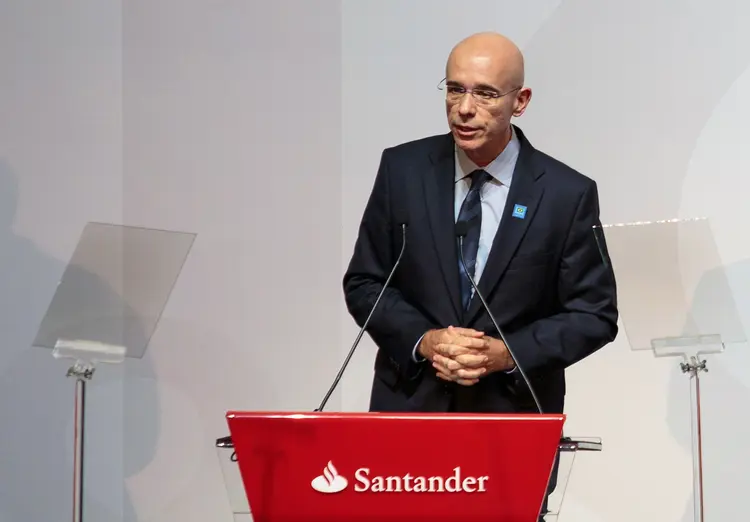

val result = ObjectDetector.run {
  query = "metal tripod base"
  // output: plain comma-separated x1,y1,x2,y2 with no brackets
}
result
652,335,722,522
681,356,708,522
68,361,95,522
52,339,125,522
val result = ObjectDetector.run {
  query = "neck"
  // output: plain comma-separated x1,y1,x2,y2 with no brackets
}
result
465,126,513,167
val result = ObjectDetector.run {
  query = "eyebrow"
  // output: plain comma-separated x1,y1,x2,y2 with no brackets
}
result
446,80,501,92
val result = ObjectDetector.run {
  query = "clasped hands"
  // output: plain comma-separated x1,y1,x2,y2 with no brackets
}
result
418,326,515,386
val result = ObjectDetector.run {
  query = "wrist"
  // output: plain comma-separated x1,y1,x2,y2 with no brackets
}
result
484,336,514,373
418,329,437,360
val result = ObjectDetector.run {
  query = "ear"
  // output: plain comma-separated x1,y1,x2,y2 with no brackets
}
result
512,87,532,117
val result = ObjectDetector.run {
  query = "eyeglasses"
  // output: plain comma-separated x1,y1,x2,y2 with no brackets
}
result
437,78,520,106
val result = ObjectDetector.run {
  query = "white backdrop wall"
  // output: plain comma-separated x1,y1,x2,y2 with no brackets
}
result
1,1,342,521
2,1,750,521
0,2,125,521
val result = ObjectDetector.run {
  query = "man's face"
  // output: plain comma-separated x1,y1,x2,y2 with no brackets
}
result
444,55,528,162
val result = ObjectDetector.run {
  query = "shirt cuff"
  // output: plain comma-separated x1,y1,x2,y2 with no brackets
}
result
412,332,427,362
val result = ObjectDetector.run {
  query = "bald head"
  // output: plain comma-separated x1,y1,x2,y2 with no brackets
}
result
443,32,531,166
446,32,525,90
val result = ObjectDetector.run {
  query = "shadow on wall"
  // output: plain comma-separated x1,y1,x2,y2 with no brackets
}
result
666,259,750,522
0,159,70,522
0,161,161,522
519,1,750,520
520,0,750,222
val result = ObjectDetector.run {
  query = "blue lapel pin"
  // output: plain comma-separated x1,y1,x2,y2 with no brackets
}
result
511,204,527,219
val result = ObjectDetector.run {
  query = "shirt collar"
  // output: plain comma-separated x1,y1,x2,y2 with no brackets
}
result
454,125,520,186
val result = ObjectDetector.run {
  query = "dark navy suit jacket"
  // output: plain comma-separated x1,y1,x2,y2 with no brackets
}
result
343,125,618,414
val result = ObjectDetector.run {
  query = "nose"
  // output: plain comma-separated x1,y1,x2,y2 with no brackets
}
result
457,93,476,118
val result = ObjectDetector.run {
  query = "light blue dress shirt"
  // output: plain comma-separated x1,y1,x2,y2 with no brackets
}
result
412,127,521,363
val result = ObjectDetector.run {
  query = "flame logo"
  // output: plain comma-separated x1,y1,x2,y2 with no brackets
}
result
311,461,348,493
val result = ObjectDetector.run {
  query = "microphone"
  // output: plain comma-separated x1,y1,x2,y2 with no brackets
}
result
216,221,408,453
455,222,543,414
315,221,408,412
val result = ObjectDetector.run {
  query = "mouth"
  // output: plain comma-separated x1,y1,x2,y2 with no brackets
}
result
453,125,480,137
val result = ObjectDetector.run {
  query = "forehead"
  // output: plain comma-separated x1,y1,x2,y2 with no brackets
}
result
446,53,506,88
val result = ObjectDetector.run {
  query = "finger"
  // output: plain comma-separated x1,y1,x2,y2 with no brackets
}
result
453,353,488,368
436,341,485,357
434,342,472,358
434,364,456,381
436,372,454,382
433,354,462,371
432,360,454,378
448,326,485,338
450,336,490,350
435,337,489,359
456,367,486,380
435,369,477,386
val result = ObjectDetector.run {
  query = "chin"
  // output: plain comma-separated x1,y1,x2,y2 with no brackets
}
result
453,135,483,150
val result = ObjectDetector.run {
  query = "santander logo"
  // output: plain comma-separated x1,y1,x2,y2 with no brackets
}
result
311,461,348,493
311,461,489,494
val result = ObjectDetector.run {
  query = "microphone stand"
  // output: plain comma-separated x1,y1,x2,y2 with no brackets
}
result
215,223,409,451
315,223,408,412
456,232,544,414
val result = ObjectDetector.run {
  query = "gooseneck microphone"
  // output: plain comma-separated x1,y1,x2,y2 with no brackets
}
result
216,222,408,453
455,223,543,414
315,222,408,412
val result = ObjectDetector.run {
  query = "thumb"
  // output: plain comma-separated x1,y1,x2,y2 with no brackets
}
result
449,326,485,337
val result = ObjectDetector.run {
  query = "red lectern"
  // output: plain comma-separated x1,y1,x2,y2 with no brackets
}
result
216,411,595,522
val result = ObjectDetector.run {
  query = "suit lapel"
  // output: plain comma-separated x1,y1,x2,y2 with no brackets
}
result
465,128,546,323
423,134,463,322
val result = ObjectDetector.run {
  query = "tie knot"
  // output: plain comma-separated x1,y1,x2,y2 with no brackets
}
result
469,169,491,190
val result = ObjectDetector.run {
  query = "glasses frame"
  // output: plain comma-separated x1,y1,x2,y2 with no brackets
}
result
437,78,521,105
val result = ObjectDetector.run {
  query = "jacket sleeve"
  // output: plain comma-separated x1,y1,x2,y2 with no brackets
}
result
504,180,619,373
342,149,437,378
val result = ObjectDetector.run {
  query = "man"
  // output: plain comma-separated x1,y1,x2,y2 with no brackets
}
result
343,31,618,417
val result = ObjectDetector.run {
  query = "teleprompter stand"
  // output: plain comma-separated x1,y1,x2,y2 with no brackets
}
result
594,217,746,522
31,222,195,522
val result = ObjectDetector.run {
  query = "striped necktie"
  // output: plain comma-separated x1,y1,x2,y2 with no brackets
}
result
456,169,491,311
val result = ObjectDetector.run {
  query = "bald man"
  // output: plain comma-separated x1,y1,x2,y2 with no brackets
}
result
344,32,617,415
